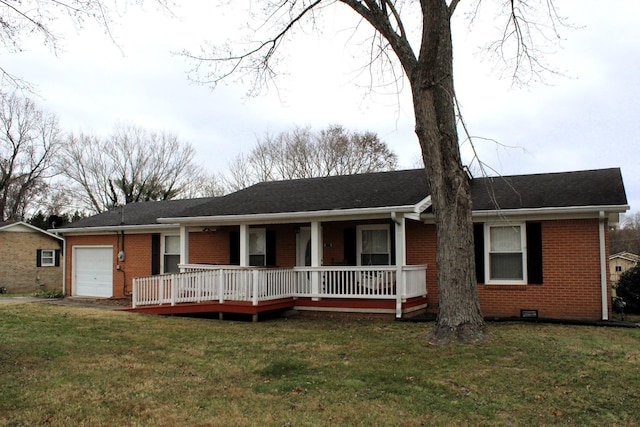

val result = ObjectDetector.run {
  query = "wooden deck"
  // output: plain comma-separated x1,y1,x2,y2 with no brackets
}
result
126,295,428,321
130,265,428,319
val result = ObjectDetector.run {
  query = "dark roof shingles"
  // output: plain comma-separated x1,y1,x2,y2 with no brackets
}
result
471,168,627,211
60,197,215,229
181,169,432,218
63,168,627,228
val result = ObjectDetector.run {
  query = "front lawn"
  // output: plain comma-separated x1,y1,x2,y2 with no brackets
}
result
1,304,639,426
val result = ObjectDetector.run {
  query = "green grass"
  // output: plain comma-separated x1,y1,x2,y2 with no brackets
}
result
1,304,639,426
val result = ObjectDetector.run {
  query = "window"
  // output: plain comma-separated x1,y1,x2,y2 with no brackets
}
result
249,228,266,266
615,265,623,272
358,225,390,265
40,250,55,267
486,224,526,283
163,235,180,273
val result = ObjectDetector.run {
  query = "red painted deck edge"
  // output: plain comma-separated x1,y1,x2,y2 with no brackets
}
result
126,296,428,316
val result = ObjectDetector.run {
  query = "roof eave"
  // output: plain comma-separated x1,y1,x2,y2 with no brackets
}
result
421,204,630,222
53,223,181,235
159,205,421,226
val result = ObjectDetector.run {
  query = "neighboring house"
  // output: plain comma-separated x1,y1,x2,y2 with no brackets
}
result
55,167,629,321
608,251,640,287
0,221,64,293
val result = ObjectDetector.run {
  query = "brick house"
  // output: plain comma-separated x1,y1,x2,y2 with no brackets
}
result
55,168,629,321
0,221,64,293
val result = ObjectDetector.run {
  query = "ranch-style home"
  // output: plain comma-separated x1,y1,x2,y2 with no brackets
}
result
55,167,628,321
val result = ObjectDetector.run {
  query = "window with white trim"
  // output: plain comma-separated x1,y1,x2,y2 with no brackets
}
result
357,225,390,266
163,235,180,273
486,224,526,283
249,228,266,266
40,249,55,267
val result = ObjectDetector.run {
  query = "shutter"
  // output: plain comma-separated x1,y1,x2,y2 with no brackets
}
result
473,224,485,284
151,234,161,275
266,229,276,266
54,250,61,267
526,222,543,284
344,228,357,266
229,231,240,265
36,249,42,267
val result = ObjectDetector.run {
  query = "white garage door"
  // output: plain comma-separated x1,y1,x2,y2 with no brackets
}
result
74,247,113,297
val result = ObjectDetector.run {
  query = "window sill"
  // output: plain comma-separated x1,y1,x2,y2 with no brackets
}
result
480,284,528,291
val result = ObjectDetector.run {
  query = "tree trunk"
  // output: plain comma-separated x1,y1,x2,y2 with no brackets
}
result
412,0,484,344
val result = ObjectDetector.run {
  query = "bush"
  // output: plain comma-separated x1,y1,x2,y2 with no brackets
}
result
616,264,640,314
33,289,64,299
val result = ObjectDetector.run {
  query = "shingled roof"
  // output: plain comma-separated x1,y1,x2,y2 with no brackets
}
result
171,167,627,219
471,167,627,211
58,168,627,230
175,169,432,218
58,197,215,229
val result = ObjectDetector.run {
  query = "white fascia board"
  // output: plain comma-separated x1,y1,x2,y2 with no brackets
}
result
414,196,432,214
158,205,420,226
421,204,630,223
53,223,181,235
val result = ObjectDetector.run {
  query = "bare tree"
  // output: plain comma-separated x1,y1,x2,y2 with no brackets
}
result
0,93,61,221
185,1,564,343
224,125,397,190
59,124,202,213
0,0,172,89
610,212,640,255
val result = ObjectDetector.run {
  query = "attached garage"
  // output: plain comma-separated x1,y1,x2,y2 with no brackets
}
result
73,246,113,297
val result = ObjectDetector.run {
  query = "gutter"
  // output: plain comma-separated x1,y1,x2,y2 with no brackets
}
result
52,223,182,235
158,204,420,226
421,204,630,222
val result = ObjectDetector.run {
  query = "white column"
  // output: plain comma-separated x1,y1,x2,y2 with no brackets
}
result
311,221,322,299
239,224,249,267
179,225,189,272
394,213,405,318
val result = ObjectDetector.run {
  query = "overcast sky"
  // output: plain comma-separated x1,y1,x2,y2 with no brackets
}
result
5,1,639,214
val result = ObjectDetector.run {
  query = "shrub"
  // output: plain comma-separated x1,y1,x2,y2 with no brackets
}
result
33,289,64,299
616,264,640,314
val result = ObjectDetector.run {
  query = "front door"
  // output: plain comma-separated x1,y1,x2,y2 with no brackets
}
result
296,227,311,267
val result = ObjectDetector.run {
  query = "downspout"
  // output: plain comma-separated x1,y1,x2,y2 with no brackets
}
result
61,236,67,296
117,231,129,296
599,211,609,320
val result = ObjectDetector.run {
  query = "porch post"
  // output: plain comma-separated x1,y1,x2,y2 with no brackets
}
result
311,221,322,299
239,224,249,267
394,213,406,318
179,225,189,272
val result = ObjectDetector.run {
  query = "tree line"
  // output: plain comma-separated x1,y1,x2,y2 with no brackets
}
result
0,92,398,226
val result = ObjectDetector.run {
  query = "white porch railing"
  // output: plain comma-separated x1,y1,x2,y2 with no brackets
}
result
132,264,427,316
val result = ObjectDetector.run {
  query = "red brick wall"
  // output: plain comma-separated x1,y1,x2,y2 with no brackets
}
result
406,220,438,301
189,229,232,265
477,219,608,320
272,225,297,267
407,218,609,321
